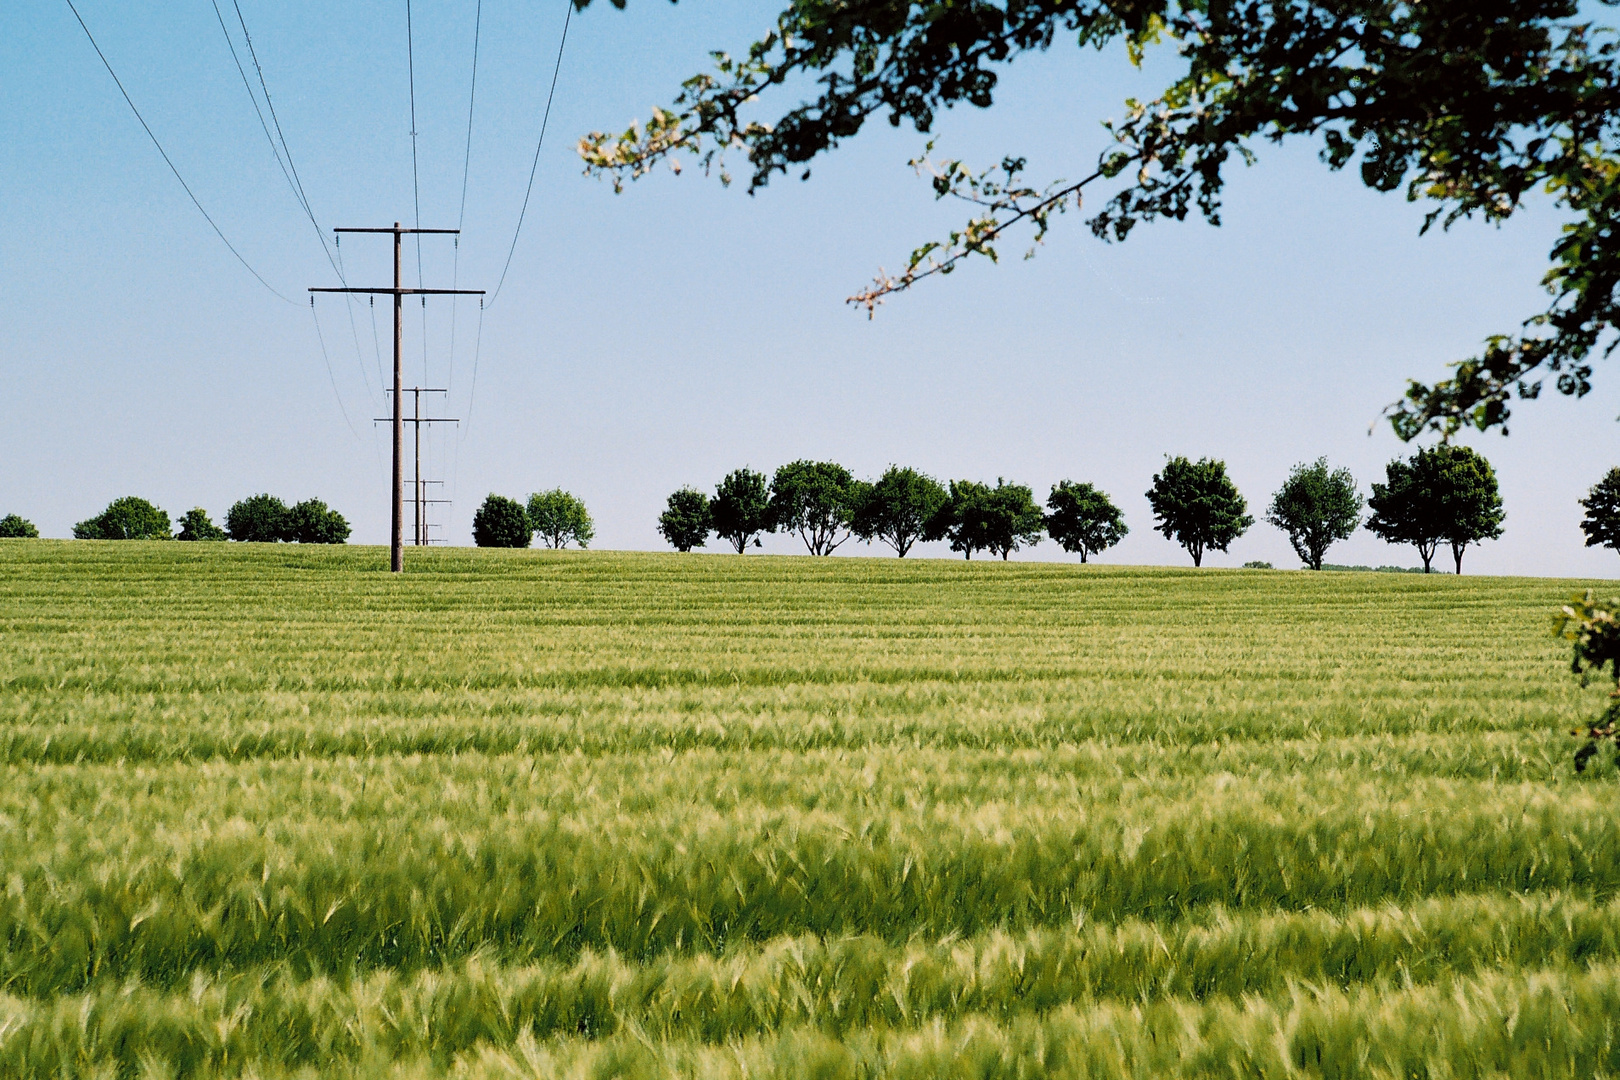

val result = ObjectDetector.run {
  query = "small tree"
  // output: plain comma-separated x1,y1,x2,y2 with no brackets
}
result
1044,481,1127,563
710,468,773,553
1145,457,1252,567
0,514,39,539
1580,468,1620,557
925,480,993,560
659,487,712,551
980,479,1044,560
1367,445,1504,574
287,499,351,544
226,494,290,543
769,460,859,555
176,508,227,541
74,497,171,540
473,494,531,548
527,489,594,549
1265,458,1363,570
851,465,947,557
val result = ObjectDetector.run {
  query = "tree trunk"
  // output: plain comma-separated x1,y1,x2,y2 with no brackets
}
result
1452,541,1465,575
1191,544,1203,567
1079,549,1088,564
1002,550,1009,561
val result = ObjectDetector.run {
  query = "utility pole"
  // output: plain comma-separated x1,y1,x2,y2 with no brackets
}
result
375,387,457,546
312,225,482,572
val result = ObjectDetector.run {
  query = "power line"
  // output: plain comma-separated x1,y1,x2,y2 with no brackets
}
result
487,0,573,307
310,299,363,438
449,0,483,391
228,0,339,273
64,0,294,302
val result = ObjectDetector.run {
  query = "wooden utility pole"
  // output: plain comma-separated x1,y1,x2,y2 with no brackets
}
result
311,225,481,572
375,387,457,546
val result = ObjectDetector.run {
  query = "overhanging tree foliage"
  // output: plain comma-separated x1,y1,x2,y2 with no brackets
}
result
579,0,1620,438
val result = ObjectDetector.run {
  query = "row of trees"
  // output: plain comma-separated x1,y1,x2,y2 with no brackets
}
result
654,449,1515,573
49,495,351,543
659,463,1128,561
473,491,595,549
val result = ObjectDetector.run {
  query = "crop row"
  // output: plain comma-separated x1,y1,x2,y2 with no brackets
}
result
5,775,1620,993
0,741,1588,836
7,949,1620,1079
0,674,1586,764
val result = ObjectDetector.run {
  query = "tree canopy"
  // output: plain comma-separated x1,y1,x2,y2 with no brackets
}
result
74,497,171,541
225,495,289,543
1580,467,1620,556
852,465,948,557
711,468,774,552
579,0,1620,438
176,508,227,542
1365,444,1504,573
659,487,713,551
527,490,595,549
473,495,533,549
925,479,993,559
286,499,351,545
1044,480,1127,562
0,514,39,539
1265,458,1363,570
977,479,1045,560
1145,456,1252,566
769,460,861,555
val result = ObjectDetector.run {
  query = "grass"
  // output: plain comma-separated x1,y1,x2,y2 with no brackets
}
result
0,539,1617,1078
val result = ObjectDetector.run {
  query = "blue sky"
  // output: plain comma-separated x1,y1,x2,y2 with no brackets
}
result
3,0,1616,574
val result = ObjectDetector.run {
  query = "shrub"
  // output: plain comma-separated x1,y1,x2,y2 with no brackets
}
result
175,508,226,542
226,495,290,543
0,514,39,539
73,497,171,540
473,495,531,548
286,500,350,544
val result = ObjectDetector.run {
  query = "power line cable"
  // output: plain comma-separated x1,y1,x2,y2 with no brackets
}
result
227,0,340,273
487,0,573,308
448,0,482,391
311,299,363,439
64,0,294,302
405,0,429,382
210,0,378,411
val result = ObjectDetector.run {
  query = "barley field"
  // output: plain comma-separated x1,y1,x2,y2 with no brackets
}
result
1,540,1617,1079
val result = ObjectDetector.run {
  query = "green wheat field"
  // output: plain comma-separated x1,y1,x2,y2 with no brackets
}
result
3,540,1620,1079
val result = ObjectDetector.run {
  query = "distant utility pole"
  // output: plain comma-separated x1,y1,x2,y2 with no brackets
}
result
375,387,458,546
311,224,482,572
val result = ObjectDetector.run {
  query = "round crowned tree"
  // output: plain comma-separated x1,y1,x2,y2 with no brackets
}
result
472,495,532,548
1145,457,1252,567
659,487,712,552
